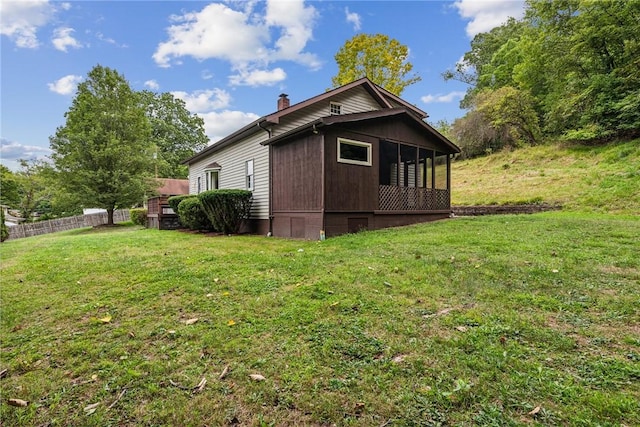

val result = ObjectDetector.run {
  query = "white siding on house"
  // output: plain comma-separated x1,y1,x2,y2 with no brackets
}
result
189,132,270,219
273,86,382,136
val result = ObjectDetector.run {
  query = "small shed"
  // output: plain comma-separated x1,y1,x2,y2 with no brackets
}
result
147,178,189,230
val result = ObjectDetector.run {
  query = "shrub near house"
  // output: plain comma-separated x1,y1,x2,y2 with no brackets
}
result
198,189,252,234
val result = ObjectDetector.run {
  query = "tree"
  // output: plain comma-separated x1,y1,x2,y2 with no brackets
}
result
332,33,421,96
447,0,640,142
0,165,21,208
15,159,49,221
50,65,154,225
474,87,541,145
138,91,208,179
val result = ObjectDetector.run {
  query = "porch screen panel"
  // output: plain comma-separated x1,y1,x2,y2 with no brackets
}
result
379,140,398,186
418,149,429,188
400,145,417,187
435,153,448,189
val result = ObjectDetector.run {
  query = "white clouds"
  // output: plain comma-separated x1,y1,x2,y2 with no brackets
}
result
0,138,52,161
229,68,286,87
454,0,525,37
421,91,466,104
47,74,83,95
169,88,258,142
96,32,128,48
153,3,269,68
52,27,82,52
144,80,160,90
345,7,361,31
264,0,319,67
199,111,260,143
153,0,319,86
0,0,56,48
171,89,231,113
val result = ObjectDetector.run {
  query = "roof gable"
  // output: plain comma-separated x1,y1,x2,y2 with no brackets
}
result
185,77,430,165
264,77,427,124
262,108,460,154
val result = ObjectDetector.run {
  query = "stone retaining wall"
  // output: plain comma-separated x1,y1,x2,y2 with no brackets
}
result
452,204,561,216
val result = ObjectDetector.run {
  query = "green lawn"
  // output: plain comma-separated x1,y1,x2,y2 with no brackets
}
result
1,214,639,426
452,139,640,213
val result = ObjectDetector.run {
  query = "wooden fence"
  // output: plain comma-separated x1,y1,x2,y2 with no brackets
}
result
6,210,130,240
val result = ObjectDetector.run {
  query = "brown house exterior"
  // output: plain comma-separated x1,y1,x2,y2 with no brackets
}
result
267,108,458,238
185,78,460,238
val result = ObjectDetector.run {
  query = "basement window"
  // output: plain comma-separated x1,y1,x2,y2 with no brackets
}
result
337,138,371,166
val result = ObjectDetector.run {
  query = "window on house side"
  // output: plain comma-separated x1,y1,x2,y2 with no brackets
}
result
197,176,201,194
205,170,219,191
330,102,342,115
337,138,371,166
246,159,254,191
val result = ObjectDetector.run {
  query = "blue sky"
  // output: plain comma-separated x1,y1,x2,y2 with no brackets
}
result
0,0,525,171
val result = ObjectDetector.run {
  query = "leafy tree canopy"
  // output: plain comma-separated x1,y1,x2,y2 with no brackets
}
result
332,33,421,96
0,165,21,208
50,65,154,225
445,0,640,153
139,91,208,179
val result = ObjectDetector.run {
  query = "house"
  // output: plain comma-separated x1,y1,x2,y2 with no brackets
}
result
185,78,460,239
146,178,189,229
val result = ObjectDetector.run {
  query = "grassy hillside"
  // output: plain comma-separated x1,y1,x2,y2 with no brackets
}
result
452,139,640,213
1,215,639,426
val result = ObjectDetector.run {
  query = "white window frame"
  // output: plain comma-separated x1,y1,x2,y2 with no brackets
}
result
205,168,220,191
197,176,201,194
330,102,342,115
246,159,254,191
337,138,372,166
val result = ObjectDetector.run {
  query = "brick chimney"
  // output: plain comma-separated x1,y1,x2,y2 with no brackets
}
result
277,93,290,111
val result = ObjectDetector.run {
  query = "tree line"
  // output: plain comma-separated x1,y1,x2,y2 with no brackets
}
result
1,65,208,225
443,0,640,158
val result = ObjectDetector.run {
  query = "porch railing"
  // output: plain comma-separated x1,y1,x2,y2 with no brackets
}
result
378,185,450,211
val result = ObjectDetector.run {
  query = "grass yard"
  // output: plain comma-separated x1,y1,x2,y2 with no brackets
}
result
452,139,640,213
1,213,639,426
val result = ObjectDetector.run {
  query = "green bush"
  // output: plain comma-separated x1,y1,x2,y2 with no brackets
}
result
1,210,8,242
198,189,252,234
177,198,214,231
130,208,148,227
167,195,195,213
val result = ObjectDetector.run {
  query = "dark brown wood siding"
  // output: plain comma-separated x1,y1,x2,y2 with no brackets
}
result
323,129,379,212
271,134,323,212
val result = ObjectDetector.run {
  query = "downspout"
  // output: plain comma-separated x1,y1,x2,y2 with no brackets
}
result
257,121,273,235
319,129,325,240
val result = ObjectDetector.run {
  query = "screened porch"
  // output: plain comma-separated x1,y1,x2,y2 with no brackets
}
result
378,140,452,211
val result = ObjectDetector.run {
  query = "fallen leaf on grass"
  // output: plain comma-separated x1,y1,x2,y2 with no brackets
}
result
528,406,541,416
99,315,112,323
194,377,207,393
0,368,8,379
249,374,266,381
391,355,406,363
84,402,100,415
185,318,198,325
227,320,236,326
219,365,230,380
455,326,468,332
7,398,28,407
